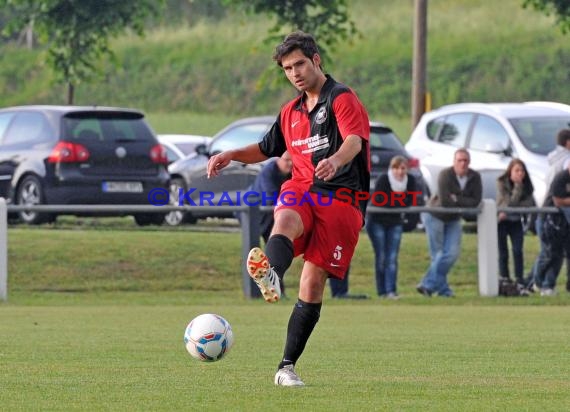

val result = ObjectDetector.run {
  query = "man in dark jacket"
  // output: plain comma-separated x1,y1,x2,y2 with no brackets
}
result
533,159,570,296
416,148,482,297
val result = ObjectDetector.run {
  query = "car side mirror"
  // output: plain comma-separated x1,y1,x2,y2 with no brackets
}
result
485,141,509,155
195,143,208,156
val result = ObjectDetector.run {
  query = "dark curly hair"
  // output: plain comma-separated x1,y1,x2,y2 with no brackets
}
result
273,31,321,67
556,128,570,147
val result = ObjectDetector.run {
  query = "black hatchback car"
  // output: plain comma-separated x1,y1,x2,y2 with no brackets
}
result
0,105,170,225
167,116,425,230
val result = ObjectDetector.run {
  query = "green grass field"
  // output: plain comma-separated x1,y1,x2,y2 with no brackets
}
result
3,304,569,411
1,224,570,410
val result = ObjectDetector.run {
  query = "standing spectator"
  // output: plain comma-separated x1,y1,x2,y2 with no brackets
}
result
545,129,570,292
329,267,369,299
527,128,570,292
544,129,570,190
533,159,570,296
207,31,370,386
416,148,482,297
366,155,420,299
496,159,535,288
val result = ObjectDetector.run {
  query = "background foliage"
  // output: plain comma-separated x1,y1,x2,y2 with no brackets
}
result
224,0,358,63
523,0,570,33
0,0,164,103
0,0,569,124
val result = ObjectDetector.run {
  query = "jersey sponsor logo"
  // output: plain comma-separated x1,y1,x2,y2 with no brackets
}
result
301,142,329,154
315,106,327,124
291,120,300,128
291,133,330,154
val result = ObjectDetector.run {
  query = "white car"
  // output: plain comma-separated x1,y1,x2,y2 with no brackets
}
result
405,101,570,205
157,134,210,164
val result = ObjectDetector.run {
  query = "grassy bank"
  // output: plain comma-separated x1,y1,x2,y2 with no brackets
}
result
4,224,568,305
0,0,568,137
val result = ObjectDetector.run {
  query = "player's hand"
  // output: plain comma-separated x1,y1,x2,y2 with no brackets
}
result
315,157,340,181
207,153,231,178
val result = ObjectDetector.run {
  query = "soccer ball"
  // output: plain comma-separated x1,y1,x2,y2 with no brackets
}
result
184,313,234,362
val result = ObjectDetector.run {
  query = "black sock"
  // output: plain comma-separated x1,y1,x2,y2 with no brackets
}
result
278,299,322,369
265,234,294,280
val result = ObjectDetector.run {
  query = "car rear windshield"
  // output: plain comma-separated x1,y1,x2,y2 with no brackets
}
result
62,111,156,143
370,127,404,151
510,116,570,155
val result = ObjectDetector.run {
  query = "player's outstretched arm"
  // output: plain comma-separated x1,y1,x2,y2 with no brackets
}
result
207,143,268,178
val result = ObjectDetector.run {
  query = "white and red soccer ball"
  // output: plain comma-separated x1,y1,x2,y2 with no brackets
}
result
184,313,234,362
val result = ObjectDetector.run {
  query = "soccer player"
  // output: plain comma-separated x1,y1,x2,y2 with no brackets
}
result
207,31,370,386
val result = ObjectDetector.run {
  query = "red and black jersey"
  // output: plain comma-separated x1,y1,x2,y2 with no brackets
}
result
259,75,370,214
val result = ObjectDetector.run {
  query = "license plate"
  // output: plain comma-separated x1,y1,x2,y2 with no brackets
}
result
102,181,143,193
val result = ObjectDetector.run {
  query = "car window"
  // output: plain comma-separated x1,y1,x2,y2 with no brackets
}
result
437,113,472,147
469,115,510,152
106,119,139,141
426,117,446,140
163,145,180,163
174,142,202,155
63,113,155,143
369,128,404,150
510,116,570,155
210,123,270,154
69,118,102,140
3,112,52,144
0,113,15,141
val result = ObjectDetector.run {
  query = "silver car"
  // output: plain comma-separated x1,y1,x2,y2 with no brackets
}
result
405,101,570,205
157,134,210,164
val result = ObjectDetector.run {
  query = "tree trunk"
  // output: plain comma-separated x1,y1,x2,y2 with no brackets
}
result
411,0,428,129
67,83,75,105
26,22,34,49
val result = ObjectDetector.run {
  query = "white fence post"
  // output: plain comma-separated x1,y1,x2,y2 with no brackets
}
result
477,199,498,296
0,198,7,301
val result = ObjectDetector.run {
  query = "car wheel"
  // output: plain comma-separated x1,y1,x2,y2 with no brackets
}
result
163,178,197,225
16,175,55,225
163,178,187,226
